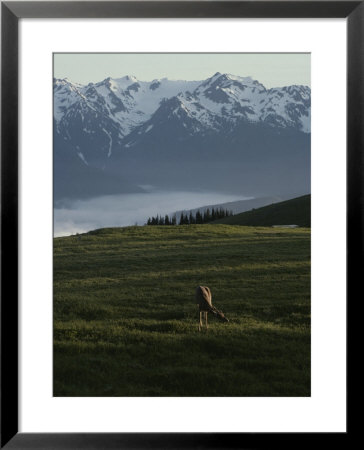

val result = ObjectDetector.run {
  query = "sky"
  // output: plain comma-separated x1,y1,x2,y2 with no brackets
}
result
54,53,310,88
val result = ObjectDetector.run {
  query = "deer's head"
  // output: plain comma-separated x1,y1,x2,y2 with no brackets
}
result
217,311,229,322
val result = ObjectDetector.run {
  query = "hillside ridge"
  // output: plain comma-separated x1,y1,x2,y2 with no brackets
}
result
212,194,311,227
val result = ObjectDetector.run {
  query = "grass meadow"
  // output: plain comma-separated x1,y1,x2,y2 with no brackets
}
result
54,224,310,396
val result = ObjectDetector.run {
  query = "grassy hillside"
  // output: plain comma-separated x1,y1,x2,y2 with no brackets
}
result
54,224,310,397
213,195,311,227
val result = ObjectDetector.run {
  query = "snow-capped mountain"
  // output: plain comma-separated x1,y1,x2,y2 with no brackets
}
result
55,76,201,139
54,73,311,200
172,72,310,133
54,73,310,164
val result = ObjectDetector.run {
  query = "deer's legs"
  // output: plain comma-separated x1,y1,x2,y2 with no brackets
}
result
205,311,208,330
199,311,203,332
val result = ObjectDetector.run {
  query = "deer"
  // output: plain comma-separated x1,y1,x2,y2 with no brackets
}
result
195,286,229,331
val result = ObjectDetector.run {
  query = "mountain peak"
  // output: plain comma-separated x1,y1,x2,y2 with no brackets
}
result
54,77,71,85
116,75,138,82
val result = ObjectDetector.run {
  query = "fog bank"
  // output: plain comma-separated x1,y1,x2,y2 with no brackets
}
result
54,190,245,237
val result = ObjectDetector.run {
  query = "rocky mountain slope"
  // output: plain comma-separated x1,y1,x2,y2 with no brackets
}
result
54,73,311,200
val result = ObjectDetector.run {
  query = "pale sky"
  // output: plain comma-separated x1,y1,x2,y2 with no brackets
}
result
54,53,310,88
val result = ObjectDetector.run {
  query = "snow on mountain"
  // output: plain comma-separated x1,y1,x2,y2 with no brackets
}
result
54,78,85,122
54,73,310,136
159,73,311,133
54,73,310,168
54,76,202,137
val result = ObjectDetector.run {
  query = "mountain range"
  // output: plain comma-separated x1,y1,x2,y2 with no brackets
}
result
54,72,311,200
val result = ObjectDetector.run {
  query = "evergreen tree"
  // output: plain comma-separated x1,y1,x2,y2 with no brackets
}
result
206,208,211,222
211,208,216,221
196,210,202,224
146,207,232,228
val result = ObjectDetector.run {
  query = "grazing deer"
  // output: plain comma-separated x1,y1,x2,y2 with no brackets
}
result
195,286,229,331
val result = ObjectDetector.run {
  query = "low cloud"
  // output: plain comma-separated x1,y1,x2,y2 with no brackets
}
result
54,190,245,237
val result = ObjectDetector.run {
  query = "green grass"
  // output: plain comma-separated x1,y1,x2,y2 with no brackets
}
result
54,224,311,396
214,195,311,227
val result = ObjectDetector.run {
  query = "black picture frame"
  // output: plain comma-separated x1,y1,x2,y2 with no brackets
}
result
1,1,358,448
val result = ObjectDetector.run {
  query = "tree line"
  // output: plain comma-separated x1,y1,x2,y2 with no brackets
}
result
146,208,234,226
